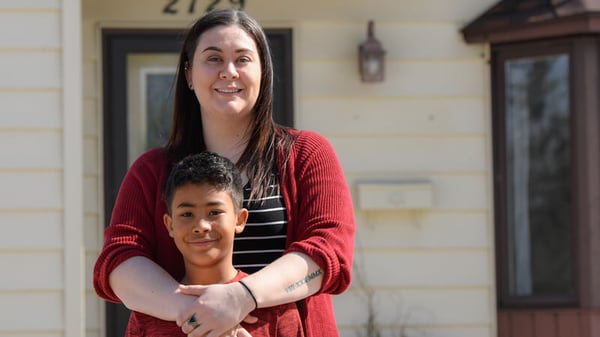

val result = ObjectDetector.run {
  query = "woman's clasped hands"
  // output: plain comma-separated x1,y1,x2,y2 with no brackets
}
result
177,282,258,337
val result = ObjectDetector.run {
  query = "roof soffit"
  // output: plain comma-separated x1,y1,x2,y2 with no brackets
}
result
462,0,600,44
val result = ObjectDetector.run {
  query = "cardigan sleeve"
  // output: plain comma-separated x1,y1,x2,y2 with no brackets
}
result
92,148,168,302
283,130,356,295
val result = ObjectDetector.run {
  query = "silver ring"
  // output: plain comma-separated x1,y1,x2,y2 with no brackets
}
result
186,314,200,329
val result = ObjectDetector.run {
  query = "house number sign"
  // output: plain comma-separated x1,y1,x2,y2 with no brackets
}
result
163,0,245,14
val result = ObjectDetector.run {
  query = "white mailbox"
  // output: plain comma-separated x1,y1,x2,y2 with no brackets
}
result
357,180,433,210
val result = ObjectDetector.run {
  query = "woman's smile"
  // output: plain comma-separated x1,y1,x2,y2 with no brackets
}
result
215,87,242,94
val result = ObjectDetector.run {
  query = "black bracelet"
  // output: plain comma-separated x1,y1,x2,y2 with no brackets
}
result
238,280,258,310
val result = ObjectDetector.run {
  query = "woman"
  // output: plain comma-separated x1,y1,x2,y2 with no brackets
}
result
93,8,355,337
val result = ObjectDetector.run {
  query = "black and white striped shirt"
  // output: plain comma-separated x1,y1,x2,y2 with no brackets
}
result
233,183,287,274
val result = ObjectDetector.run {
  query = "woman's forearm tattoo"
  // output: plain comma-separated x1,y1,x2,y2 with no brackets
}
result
284,269,323,293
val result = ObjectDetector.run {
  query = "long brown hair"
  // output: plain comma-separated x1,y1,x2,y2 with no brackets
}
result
166,9,293,201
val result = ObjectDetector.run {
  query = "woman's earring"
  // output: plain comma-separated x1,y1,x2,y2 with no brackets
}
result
188,83,193,90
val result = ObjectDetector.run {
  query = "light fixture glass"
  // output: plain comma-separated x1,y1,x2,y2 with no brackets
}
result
359,20,386,83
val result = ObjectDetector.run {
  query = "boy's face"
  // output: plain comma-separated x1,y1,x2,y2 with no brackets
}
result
164,182,247,269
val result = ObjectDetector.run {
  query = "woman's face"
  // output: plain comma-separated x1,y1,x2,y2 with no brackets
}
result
186,24,262,123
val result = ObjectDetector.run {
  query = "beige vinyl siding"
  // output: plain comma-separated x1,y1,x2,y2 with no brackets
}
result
82,60,102,337
336,288,492,336
0,0,84,336
355,212,489,249
336,138,487,172
0,11,61,48
2,293,64,331
0,92,62,128
298,60,484,96
0,1,64,335
302,98,486,135
81,10,103,337
0,51,62,88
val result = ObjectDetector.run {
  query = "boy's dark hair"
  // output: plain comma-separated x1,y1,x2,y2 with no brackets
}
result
164,152,244,214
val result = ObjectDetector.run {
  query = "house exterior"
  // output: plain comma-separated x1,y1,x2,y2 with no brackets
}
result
2,0,594,336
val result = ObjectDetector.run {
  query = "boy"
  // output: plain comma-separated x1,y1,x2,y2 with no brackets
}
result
125,152,304,337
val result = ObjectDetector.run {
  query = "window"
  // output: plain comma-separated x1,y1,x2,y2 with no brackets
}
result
492,37,600,308
493,42,575,306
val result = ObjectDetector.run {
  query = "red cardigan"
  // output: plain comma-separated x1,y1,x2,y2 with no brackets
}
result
93,129,356,337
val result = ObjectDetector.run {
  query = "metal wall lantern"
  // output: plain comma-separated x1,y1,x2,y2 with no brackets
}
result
359,20,386,83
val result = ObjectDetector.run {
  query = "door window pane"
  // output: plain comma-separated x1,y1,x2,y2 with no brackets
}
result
127,53,178,165
504,54,574,297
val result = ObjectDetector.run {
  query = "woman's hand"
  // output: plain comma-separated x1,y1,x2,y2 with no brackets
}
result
176,283,257,337
218,326,253,337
